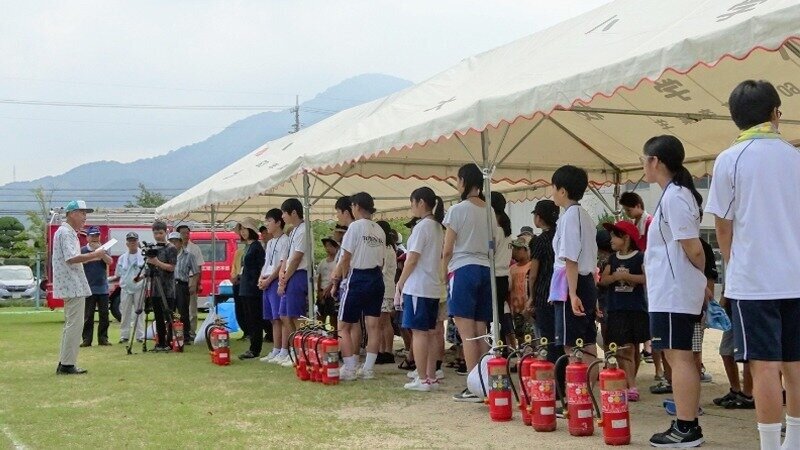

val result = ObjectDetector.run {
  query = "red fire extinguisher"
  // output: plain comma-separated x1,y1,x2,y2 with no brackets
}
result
307,334,321,382
171,316,184,352
564,339,594,436
291,330,310,381
209,325,230,366
527,338,557,432
319,335,340,385
592,343,631,446
518,354,533,426
485,351,513,422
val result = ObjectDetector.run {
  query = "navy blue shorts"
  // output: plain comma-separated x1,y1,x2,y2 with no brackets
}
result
262,280,280,321
554,274,597,347
447,264,492,323
401,294,439,331
338,267,384,324
731,298,800,362
649,312,701,351
279,270,308,318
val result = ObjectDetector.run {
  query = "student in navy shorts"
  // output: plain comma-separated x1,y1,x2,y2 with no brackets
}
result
548,165,598,361
257,208,290,364
277,198,311,367
332,192,386,381
642,135,707,447
442,164,494,403
395,187,445,392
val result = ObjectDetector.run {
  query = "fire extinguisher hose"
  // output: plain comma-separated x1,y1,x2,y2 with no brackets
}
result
585,359,605,419
476,352,492,398
504,350,520,403
553,353,570,412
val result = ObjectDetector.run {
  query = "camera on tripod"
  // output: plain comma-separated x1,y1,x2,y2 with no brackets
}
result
140,241,166,258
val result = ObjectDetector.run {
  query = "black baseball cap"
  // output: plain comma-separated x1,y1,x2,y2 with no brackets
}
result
175,224,190,232
321,237,340,247
125,232,139,240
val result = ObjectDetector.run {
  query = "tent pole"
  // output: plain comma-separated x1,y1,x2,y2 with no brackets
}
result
211,205,218,316
480,130,500,348
613,172,622,219
302,171,317,324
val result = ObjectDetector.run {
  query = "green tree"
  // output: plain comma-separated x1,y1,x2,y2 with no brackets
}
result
0,217,34,259
125,183,167,208
25,186,52,253
596,211,616,230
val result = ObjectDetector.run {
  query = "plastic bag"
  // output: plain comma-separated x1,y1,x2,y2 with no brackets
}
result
706,300,731,331
194,308,218,345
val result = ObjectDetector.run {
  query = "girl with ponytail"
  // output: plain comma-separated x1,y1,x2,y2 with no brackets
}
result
395,187,446,391
641,135,707,447
490,191,514,347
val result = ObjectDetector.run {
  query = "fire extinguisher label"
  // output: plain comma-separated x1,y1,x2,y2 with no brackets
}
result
327,368,339,378
602,389,628,414
327,352,339,363
540,406,555,416
528,379,555,402
612,419,628,429
577,408,593,419
491,375,509,390
495,398,510,407
566,382,591,405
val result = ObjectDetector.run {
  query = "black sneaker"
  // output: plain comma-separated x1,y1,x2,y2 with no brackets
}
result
713,389,739,407
649,421,704,448
724,393,755,409
153,345,171,352
650,380,673,394
642,350,654,363
456,362,468,376
555,406,565,419
452,388,482,403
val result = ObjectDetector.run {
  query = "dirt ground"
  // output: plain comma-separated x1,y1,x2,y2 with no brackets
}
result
336,329,759,449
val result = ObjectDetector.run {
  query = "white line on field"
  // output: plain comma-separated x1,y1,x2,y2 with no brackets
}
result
0,424,26,449
0,310,55,315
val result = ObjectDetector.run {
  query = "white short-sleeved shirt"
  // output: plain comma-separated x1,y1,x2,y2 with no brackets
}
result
284,222,308,272
52,222,92,299
706,137,800,300
645,183,706,314
262,234,289,277
341,219,386,270
185,241,205,266
317,258,336,291
553,205,598,275
382,246,397,298
443,201,494,272
494,227,513,278
403,217,445,299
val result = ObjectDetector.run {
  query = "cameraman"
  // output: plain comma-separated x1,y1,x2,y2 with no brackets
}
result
146,221,178,352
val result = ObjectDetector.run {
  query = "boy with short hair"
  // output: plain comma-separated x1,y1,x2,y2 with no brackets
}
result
549,165,599,363
619,191,652,246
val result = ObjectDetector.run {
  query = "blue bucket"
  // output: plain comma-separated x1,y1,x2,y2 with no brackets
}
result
216,300,240,333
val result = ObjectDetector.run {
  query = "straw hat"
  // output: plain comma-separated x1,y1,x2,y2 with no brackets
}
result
239,217,260,235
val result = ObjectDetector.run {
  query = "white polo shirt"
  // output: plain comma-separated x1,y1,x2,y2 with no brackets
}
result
341,219,386,270
553,204,598,275
706,137,800,300
645,183,706,314
284,222,308,272
52,222,92,299
263,234,289,276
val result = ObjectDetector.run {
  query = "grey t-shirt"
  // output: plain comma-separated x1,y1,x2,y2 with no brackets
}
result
443,200,494,272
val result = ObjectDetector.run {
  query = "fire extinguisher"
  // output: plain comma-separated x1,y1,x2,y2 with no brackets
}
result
318,334,340,385
556,338,594,437
307,333,321,382
526,337,557,432
205,321,230,366
480,348,514,422
289,329,310,381
588,342,631,446
171,315,184,352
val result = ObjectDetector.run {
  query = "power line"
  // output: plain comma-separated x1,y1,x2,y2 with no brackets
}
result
0,187,188,191
0,99,294,111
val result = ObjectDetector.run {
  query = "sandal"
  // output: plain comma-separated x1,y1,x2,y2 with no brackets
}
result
398,359,416,371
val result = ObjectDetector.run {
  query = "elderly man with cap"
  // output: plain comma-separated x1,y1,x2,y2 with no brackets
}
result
54,200,107,374
176,224,204,340
111,232,146,343
169,231,200,347
80,225,115,347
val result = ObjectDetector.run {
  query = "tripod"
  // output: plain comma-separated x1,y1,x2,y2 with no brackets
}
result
126,262,173,355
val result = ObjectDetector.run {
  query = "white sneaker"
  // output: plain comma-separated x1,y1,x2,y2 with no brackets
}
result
340,367,358,381
404,377,431,392
427,379,440,390
280,357,295,368
359,368,375,380
259,353,276,363
407,369,418,379
436,369,445,380
270,354,290,365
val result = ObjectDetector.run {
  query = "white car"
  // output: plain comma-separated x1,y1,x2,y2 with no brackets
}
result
0,266,38,300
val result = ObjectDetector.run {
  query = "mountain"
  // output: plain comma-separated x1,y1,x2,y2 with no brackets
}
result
1,73,413,216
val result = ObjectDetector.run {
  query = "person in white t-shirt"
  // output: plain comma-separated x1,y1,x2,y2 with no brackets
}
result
315,237,339,330
395,187,445,392
376,220,398,365
277,199,311,367
491,191,515,348
331,192,386,381
641,135,707,447
706,80,800,450
258,208,290,364
443,163,495,403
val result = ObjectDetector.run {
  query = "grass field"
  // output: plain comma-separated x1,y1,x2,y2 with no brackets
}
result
1,307,760,449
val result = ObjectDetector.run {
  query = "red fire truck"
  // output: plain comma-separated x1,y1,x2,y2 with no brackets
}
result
45,209,240,317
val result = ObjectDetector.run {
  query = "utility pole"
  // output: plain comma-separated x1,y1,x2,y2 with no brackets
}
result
290,95,300,133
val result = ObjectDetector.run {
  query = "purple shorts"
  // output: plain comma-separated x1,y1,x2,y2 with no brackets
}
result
262,280,280,321
279,270,308,318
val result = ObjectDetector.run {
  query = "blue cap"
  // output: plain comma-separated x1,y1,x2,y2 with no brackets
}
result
86,226,101,235
64,200,94,213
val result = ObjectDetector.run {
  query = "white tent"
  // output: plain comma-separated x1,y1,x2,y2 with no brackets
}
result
157,0,800,338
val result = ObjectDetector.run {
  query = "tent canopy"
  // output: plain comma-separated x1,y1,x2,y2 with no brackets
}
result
158,0,800,221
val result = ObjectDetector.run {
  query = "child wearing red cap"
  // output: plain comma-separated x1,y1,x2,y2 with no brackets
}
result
599,220,647,401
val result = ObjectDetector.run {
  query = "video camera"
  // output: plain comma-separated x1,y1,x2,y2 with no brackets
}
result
140,241,167,258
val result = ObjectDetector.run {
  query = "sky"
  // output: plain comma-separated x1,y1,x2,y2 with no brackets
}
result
0,0,611,186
